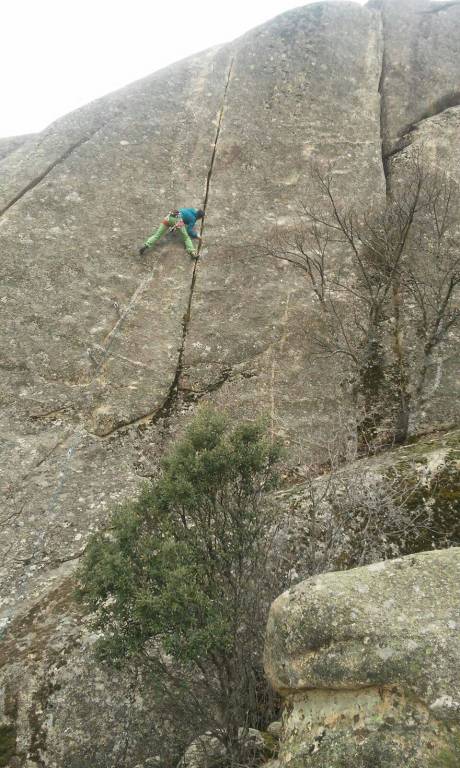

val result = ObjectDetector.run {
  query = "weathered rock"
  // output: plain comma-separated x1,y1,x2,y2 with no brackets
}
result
388,106,460,436
275,426,460,582
379,0,460,155
0,579,176,767
0,1,459,764
0,0,384,618
180,728,265,768
181,1,384,452
0,134,34,162
0,43,233,612
265,548,460,767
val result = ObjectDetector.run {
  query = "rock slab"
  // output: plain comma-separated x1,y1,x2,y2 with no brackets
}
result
265,548,460,767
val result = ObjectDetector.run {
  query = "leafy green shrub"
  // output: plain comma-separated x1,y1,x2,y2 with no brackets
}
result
78,409,287,767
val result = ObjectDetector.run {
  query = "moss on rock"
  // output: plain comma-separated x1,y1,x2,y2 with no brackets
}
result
0,724,17,767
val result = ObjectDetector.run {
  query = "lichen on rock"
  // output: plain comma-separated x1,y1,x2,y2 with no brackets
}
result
265,548,460,767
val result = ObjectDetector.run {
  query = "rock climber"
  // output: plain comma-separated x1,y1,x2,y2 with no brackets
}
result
139,207,205,259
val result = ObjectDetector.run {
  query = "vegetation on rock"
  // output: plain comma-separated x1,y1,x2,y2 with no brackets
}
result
78,409,289,767
0,724,17,767
284,431,460,579
429,734,460,768
264,151,460,450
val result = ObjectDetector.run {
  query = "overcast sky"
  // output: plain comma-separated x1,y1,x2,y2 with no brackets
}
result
1,0,378,139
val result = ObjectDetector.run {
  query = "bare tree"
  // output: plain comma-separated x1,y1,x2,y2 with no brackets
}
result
280,443,460,582
263,151,460,449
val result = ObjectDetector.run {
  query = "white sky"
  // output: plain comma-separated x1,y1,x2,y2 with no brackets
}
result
2,0,374,138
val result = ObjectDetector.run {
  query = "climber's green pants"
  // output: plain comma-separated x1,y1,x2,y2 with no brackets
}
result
144,214,195,254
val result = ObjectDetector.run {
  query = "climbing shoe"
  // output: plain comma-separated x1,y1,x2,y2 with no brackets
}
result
139,245,148,256
188,251,198,260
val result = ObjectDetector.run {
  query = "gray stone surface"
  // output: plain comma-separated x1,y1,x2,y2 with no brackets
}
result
0,1,384,615
388,106,460,436
0,134,34,162
0,578,164,767
1,1,460,764
379,0,460,155
265,548,460,767
1,45,233,612
182,1,384,452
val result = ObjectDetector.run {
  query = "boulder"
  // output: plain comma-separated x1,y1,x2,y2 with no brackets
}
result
265,548,460,767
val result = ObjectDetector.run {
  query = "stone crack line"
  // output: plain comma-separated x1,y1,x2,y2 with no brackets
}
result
8,57,237,543
30,56,237,530
15,267,158,523
377,4,390,194
176,56,235,373
0,121,111,219
95,55,236,439
92,272,156,377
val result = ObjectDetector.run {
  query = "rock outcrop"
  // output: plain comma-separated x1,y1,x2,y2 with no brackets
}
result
265,548,460,767
379,0,460,156
1,0,460,764
387,104,460,436
0,135,34,162
0,0,385,620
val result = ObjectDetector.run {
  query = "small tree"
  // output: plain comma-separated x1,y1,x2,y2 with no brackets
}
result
77,410,287,767
263,151,460,449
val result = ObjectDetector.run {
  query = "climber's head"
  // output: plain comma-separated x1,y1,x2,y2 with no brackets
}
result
196,209,205,220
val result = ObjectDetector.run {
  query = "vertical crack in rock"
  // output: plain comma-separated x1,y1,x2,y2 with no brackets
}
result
97,56,236,438
0,124,110,218
378,5,390,196
175,56,235,373
42,274,158,516
44,57,237,450
24,57,236,527
167,57,235,398
201,58,235,217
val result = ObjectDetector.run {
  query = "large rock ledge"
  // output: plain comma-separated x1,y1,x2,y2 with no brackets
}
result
265,549,460,767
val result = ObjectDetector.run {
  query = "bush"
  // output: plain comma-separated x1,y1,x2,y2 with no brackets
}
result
78,409,287,767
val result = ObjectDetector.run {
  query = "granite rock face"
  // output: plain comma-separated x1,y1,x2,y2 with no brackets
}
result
387,104,460,444
0,1,384,617
388,105,460,437
181,1,384,445
0,44,233,613
1,0,460,764
379,0,460,156
0,135,34,162
0,579,165,767
265,548,460,767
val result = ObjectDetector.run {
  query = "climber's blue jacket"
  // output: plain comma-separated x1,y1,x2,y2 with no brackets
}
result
179,208,201,239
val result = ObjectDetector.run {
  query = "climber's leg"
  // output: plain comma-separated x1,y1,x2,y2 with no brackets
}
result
179,225,196,256
144,221,169,249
